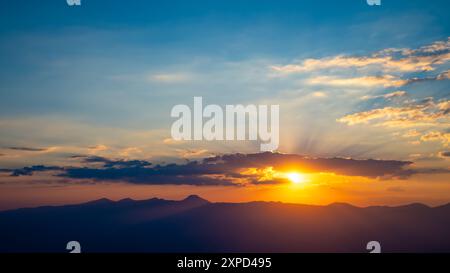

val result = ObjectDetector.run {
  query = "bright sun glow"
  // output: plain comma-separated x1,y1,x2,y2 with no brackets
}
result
286,172,305,184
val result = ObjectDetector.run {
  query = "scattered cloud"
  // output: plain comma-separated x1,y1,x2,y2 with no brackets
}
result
402,69,450,85
402,129,421,138
337,98,449,127
305,75,408,88
87,145,108,152
361,91,407,101
421,131,450,146
176,149,209,159
163,138,186,145
119,147,143,157
272,38,450,74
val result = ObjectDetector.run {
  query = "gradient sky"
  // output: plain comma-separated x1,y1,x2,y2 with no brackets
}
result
0,0,449,210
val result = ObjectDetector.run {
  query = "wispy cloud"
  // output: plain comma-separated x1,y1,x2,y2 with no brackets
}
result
176,149,210,159
337,98,449,128
272,38,450,74
361,91,407,101
421,131,450,147
305,75,408,88
147,73,191,83
6,147,48,152
87,145,108,152
401,129,421,138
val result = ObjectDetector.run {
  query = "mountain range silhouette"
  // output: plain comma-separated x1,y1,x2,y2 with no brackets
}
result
1,195,449,252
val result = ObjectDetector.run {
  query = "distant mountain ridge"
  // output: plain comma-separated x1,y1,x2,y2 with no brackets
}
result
1,196,449,253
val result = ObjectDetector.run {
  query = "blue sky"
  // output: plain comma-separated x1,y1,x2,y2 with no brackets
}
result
0,0,449,166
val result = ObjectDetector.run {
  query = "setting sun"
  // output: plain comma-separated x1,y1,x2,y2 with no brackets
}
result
286,172,306,184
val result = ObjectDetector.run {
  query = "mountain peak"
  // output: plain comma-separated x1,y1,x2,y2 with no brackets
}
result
327,202,356,209
83,198,113,206
182,195,209,204
117,198,135,204
397,203,430,210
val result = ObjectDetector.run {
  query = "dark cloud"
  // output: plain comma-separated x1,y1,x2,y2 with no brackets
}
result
7,152,435,186
73,155,152,168
404,70,449,85
409,168,450,175
10,165,63,177
7,147,47,152
440,151,450,158
61,153,417,185
203,152,413,178
61,159,234,186
62,168,235,186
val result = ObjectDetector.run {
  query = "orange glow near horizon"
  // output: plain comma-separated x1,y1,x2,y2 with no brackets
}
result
1,167,450,211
